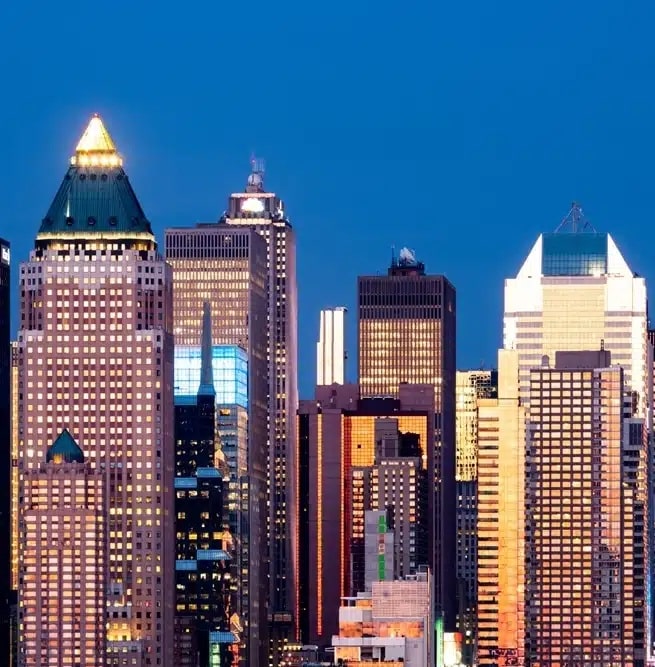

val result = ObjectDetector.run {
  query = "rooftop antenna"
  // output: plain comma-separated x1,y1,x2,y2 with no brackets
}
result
391,245,396,267
246,154,265,193
555,201,596,233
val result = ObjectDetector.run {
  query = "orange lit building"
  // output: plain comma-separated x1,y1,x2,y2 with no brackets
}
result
524,349,647,666
477,350,525,667
297,384,434,648
19,431,106,667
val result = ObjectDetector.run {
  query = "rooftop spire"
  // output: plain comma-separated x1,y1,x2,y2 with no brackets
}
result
70,114,123,168
246,154,265,193
555,201,596,233
198,301,215,396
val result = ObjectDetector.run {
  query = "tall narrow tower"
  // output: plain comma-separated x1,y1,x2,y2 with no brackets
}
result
357,249,457,632
18,115,175,666
0,237,10,657
222,158,299,654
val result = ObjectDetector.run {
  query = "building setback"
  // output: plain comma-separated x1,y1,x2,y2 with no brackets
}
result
357,248,457,631
18,116,175,667
19,431,106,667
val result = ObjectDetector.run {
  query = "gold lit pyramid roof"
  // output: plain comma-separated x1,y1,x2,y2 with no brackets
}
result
70,114,123,167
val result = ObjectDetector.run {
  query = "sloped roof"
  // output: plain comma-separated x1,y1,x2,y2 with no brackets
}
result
37,115,153,240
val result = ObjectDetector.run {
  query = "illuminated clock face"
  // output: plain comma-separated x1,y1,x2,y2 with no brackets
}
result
241,197,265,214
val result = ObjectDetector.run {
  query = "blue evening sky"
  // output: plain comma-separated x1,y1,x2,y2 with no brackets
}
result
1,1,654,397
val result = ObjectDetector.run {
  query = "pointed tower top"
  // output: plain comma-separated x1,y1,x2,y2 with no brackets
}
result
70,114,123,167
46,429,85,464
198,301,216,397
246,155,265,193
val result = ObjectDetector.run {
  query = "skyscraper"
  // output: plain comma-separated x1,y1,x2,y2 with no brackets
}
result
165,224,268,666
221,159,299,653
357,248,457,631
0,237,9,657
525,350,647,666
297,383,434,647
317,307,347,385
174,303,235,666
19,431,106,667
504,204,648,416
18,115,175,666
476,350,525,667
455,369,497,664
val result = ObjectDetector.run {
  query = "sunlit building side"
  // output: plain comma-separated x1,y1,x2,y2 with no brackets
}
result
525,350,647,666
455,369,497,665
477,350,525,667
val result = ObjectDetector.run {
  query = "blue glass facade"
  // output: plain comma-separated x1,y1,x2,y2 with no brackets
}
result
541,232,608,277
174,345,248,408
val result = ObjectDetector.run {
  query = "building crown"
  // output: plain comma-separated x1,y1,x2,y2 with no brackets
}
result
70,114,123,168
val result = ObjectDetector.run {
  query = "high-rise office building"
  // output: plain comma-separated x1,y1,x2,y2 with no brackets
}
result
221,160,299,656
455,370,497,664
165,224,268,666
357,248,457,631
476,350,525,667
9,341,18,667
351,419,429,595
525,350,647,666
18,115,175,666
297,383,434,647
174,302,236,666
0,238,9,657
504,204,648,416
19,431,106,667
317,307,347,385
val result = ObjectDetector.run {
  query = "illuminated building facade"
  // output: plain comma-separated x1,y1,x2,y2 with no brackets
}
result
317,307,347,385
504,206,649,417
331,569,434,667
455,369,497,664
9,341,18,667
174,303,236,666
525,350,647,666
357,249,457,631
0,237,9,654
19,431,106,667
165,223,268,667
297,383,434,648
18,116,175,666
351,419,429,595
221,160,299,655
476,350,525,667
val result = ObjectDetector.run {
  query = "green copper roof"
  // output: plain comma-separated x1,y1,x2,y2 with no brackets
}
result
46,429,85,464
37,115,153,240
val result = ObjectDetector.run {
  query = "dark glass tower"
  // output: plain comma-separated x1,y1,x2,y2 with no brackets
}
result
0,238,9,660
358,248,457,632
174,303,235,667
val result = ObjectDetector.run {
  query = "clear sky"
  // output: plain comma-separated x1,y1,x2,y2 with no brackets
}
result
1,1,655,397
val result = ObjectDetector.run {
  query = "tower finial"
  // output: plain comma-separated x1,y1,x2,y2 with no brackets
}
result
246,155,265,193
555,201,596,233
70,114,123,167
198,301,215,396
